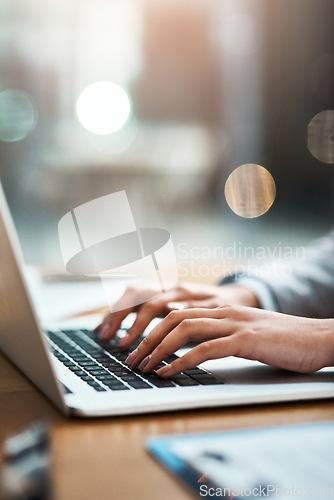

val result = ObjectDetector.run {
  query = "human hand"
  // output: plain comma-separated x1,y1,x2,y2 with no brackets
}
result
125,306,334,375
95,282,260,348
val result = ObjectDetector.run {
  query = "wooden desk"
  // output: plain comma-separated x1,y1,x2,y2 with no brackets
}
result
1,351,334,500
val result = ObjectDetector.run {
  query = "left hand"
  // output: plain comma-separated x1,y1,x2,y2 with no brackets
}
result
95,282,259,347
125,305,334,376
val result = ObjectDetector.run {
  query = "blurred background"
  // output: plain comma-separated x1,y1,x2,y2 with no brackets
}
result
1,0,334,280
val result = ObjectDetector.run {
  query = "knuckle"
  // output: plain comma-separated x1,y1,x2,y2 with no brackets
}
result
218,304,239,315
140,335,151,348
166,309,182,323
219,304,233,311
179,318,194,330
178,319,196,342
197,341,213,358
237,328,254,343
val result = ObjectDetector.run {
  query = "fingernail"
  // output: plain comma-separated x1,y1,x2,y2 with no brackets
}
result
156,364,171,377
125,349,138,366
138,355,151,371
100,326,111,340
118,336,129,348
168,302,184,311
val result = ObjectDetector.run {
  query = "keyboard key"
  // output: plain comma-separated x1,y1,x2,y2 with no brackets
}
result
71,369,88,377
191,374,224,385
94,354,112,362
171,377,199,386
103,364,128,372
170,373,199,386
81,375,95,382
89,383,107,392
121,374,141,382
196,378,223,385
95,374,117,382
183,368,206,375
103,380,129,390
108,385,130,391
126,380,153,389
81,362,99,370
67,364,80,371
61,359,74,367
146,376,175,388
116,370,133,377
89,369,109,376
115,354,129,362
165,354,178,364
48,328,220,392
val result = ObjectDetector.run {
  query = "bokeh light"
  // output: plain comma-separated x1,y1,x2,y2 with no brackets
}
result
224,163,276,218
307,110,334,164
88,118,138,156
0,89,38,142
76,81,131,135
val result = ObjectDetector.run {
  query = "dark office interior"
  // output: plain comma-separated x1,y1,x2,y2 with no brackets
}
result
0,0,334,271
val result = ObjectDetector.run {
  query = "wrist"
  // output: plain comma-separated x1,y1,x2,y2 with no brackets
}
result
219,274,279,312
221,284,261,308
322,319,334,368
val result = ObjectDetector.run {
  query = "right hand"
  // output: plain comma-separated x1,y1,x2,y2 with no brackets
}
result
95,282,260,348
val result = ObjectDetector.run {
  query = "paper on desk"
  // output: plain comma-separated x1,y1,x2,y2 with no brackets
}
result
23,267,162,333
169,423,334,496
24,267,127,323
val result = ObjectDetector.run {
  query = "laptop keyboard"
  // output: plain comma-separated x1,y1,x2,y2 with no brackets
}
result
46,329,223,392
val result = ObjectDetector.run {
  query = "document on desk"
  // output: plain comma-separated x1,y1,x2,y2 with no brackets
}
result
23,266,106,321
147,422,334,499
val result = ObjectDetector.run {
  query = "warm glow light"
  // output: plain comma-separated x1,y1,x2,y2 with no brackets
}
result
224,164,276,218
76,81,131,135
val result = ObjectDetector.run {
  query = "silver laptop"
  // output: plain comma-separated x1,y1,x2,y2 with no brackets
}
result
0,185,333,417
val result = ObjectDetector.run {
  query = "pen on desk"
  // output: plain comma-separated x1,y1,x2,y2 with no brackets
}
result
1,421,52,500
201,451,227,462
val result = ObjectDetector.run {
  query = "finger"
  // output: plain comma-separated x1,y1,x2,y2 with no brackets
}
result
119,299,168,348
94,321,104,332
97,306,135,340
126,308,227,368
97,284,159,340
118,288,194,348
156,337,237,377
139,317,227,373
121,286,226,346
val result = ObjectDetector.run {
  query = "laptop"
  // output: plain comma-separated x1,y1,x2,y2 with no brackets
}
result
0,185,333,417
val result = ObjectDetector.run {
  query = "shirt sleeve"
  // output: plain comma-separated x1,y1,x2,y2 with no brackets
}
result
219,230,334,318
219,273,279,312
